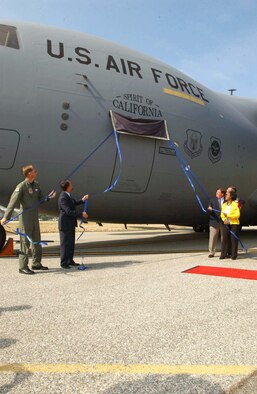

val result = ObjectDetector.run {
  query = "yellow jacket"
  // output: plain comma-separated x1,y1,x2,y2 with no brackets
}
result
221,201,240,225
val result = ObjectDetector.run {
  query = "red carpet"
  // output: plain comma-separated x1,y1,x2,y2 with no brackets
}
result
184,265,257,280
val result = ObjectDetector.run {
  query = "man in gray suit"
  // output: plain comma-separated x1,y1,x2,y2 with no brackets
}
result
58,180,88,269
207,188,225,258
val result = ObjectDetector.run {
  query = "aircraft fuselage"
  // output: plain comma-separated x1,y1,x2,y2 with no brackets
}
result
1,21,257,226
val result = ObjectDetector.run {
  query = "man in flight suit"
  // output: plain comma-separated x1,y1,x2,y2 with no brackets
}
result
1,164,56,274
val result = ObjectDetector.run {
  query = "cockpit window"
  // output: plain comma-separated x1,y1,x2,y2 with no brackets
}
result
0,25,19,49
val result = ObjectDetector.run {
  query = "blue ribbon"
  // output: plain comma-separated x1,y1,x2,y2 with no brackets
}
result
167,138,247,252
4,130,115,246
4,195,52,246
227,226,247,253
4,195,50,225
77,130,122,241
168,140,209,212
104,130,122,193
15,228,47,246
77,200,89,241
64,130,114,181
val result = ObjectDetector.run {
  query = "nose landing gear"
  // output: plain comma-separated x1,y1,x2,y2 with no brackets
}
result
193,224,209,233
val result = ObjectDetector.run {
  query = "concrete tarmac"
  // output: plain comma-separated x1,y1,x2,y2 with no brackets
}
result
1,227,257,393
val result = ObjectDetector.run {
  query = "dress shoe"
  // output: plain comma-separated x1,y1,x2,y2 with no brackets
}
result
208,254,214,258
69,261,80,266
61,265,71,269
219,256,226,260
232,256,237,260
32,265,48,270
19,267,35,275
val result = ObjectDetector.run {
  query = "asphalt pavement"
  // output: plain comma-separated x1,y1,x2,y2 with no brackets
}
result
1,227,257,393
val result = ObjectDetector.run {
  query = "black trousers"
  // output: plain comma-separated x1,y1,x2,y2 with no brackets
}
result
221,224,240,259
60,228,75,267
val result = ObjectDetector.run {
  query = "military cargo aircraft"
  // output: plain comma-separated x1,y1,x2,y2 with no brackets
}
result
0,20,257,249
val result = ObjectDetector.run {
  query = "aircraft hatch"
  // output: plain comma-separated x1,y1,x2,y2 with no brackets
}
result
0,129,20,169
109,111,168,193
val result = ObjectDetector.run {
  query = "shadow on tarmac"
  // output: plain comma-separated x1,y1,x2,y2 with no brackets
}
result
0,304,32,315
0,338,17,349
0,368,31,394
0,304,33,394
13,228,257,257
42,231,209,256
103,374,224,394
48,260,144,274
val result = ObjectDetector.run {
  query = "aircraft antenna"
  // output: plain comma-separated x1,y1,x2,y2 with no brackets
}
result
228,89,237,95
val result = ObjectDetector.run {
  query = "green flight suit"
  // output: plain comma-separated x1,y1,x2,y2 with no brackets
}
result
4,179,45,269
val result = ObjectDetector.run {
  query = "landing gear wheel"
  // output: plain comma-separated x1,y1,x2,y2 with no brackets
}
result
0,224,6,251
193,224,205,233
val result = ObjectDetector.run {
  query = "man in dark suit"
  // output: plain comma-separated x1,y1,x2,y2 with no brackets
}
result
207,188,225,258
58,180,88,269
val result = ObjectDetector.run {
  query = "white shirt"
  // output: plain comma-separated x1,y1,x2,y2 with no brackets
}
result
224,204,231,215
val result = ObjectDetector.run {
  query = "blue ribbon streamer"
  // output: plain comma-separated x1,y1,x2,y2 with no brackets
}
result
227,226,247,253
103,130,122,193
167,139,247,252
77,200,89,241
4,195,52,246
168,140,209,213
77,130,122,241
5,195,50,225
15,228,47,246
4,130,115,246
64,130,114,181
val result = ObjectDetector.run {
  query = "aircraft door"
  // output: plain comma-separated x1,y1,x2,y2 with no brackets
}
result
0,129,20,169
110,133,155,193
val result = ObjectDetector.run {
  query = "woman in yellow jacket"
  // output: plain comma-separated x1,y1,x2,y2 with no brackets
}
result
220,190,240,260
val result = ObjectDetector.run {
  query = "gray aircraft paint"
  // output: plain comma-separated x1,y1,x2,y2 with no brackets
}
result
0,21,257,226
